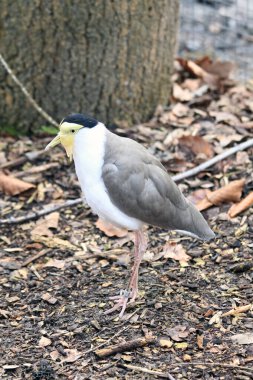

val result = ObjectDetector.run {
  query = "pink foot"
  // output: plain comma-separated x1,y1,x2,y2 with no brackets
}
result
104,289,135,318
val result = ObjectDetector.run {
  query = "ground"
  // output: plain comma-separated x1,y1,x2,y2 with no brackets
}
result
0,65,253,379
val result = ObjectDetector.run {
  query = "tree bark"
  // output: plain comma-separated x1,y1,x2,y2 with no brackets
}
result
0,1,179,133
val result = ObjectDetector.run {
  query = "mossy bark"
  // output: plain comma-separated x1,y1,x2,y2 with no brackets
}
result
0,1,179,133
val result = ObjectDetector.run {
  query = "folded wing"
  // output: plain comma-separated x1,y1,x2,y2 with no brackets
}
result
102,131,214,240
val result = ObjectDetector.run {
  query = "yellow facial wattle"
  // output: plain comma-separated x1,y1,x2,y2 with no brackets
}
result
60,134,74,160
45,122,83,162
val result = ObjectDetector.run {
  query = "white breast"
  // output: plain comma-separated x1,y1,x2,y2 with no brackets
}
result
73,123,143,230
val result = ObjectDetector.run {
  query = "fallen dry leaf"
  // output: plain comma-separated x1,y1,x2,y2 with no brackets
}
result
173,83,192,102
0,172,35,196
61,348,82,363
179,135,214,158
96,218,128,237
177,58,219,88
50,350,59,361
159,338,173,348
188,189,209,205
167,325,189,342
196,56,235,79
41,292,58,305
196,179,245,211
172,103,190,118
43,258,65,270
32,235,78,250
228,192,253,218
231,333,253,345
39,336,52,347
162,242,190,264
197,333,204,349
31,212,59,237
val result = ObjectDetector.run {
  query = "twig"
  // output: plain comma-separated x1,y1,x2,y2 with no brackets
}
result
120,363,176,379
172,138,253,182
22,249,51,267
221,304,252,317
0,53,58,127
83,326,129,356
95,335,156,358
0,150,46,170
14,162,59,178
0,199,82,225
169,362,253,371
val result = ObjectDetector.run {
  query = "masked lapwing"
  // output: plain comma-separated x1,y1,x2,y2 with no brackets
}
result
46,113,215,317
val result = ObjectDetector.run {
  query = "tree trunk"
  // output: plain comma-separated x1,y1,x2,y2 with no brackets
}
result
0,1,179,133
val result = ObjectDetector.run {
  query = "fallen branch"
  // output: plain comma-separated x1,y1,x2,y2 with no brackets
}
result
0,199,82,225
221,304,252,317
22,249,51,267
95,335,156,358
172,138,253,182
0,53,58,127
169,361,253,371
83,325,129,356
120,363,176,380
0,150,46,170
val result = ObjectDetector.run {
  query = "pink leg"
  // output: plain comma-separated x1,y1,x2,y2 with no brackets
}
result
105,230,148,318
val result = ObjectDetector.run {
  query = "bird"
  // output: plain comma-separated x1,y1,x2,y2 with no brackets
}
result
46,113,215,317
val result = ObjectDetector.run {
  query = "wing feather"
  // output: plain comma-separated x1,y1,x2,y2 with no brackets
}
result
102,131,214,240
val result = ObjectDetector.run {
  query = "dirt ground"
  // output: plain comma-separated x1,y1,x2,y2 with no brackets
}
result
0,64,253,379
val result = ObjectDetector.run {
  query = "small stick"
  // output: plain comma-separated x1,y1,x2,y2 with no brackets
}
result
120,363,176,380
95,335,156,358
169,362,253,371
0,150,46,170
221,304,252,317
0,53,58,127
83,326,129,356
22,249,51,267
14,162,59,178
0,198,83,225
172,138,253,182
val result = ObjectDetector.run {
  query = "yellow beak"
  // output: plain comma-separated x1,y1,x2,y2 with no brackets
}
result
45,133,74,161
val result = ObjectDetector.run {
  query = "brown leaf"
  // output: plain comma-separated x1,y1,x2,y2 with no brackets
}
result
96,218,128,238
31,212,59,237
167,325,189,342
179,135,214,158
61,348,82,363
182,78,202,92
41,292,58,304
162,242,190,264
197,334,204,349
178,58,219,88
196,179,245,211
196,56,235,79
172,103,190,118
39,336,52,347
188,189,210,205
43,258,65,270
32,235,78,250
173,83,192,102
0,172,35,195
228,192,253,218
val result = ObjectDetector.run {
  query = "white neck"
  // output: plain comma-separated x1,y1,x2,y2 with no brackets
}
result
73,122,107,189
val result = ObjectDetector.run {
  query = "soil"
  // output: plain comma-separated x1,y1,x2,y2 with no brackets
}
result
0,68,253,379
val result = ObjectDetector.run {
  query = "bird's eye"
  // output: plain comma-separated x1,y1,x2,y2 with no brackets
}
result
71,130,75,133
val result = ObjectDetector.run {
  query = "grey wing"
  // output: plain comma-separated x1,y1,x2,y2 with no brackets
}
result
102,134,214,240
